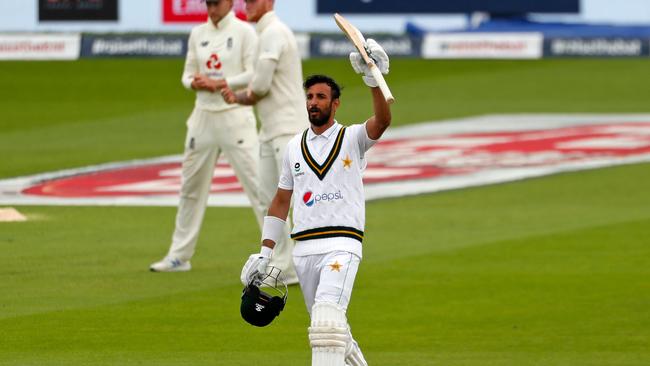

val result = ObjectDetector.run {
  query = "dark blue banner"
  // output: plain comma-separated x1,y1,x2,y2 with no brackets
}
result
310,35,421,58
81,35,188,58
543,37,649,57
39,0,118,21
317,0,579,14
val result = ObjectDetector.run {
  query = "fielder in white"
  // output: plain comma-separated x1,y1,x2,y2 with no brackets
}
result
151,0,265,272
241,39,391,366
222,0,309,284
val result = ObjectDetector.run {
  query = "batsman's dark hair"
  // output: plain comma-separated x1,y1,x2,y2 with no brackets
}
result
303,74,342,100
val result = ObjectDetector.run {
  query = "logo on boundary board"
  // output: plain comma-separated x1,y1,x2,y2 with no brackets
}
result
2,115,650,206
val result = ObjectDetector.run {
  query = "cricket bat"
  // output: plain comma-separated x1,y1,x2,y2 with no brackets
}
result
334,13,395,104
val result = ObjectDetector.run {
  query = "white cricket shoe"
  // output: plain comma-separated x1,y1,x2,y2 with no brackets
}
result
149,257,191,272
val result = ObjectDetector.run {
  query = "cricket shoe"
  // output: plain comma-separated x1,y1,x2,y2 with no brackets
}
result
149,257,191,272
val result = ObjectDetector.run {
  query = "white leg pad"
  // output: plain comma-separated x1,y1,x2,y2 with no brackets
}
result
309,302,349,366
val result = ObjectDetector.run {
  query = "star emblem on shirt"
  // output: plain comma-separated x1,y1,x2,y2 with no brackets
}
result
328,261,343,272
342,154,352,169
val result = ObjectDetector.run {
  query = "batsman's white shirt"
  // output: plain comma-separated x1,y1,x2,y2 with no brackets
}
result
182,12,257,111
253,11,308,142
278,122,376,258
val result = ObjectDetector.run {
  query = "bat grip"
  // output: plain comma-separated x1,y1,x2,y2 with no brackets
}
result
369,63,395,104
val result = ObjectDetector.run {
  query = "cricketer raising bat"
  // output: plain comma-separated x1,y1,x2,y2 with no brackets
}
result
334,12,395,104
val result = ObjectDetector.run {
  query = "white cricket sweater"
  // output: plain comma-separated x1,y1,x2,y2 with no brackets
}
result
278,122,376,258
182,12,257,112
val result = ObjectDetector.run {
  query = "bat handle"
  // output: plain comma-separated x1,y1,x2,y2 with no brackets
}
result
369,63,395,104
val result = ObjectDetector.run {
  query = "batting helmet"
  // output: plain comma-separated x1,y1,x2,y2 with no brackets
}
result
240,267,288,327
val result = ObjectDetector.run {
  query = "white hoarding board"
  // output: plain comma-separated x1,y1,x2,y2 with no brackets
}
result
0,33,81,60
423,33,543,59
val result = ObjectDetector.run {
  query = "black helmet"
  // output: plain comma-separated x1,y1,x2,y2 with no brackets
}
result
240,267,288,327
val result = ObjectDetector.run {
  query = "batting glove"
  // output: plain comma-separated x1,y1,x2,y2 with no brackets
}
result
349,38,390,88
240,247,272,285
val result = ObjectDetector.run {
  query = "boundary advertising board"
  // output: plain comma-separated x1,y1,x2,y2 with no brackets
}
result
162,0,246,23
310,35,420,58
423,33,543,59
316,0,579,14
544,37,649,57
0,33,80,60
38,0,118,21
81,35,188,58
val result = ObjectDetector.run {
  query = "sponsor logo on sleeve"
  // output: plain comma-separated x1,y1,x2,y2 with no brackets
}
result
294,162,305,177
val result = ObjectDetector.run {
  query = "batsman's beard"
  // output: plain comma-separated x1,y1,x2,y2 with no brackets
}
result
308,105,332,127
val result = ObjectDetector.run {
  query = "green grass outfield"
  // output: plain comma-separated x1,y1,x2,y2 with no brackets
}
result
1,59,650,365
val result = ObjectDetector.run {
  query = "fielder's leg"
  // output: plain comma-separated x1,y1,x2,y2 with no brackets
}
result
218,108,264,229
167,109,220,262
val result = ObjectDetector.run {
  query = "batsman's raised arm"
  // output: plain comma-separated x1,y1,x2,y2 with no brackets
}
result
350,38,392,140
365,80,392,140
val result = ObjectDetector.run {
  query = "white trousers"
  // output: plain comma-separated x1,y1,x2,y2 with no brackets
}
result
259,134,297,280
294,251,361,313
295,251,367,366
168,107,265,261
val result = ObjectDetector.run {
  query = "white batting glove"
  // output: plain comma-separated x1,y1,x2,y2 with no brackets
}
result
240,247,272,285
349,38,390,88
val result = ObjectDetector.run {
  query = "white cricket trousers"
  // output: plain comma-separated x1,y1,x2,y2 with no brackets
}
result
259,134,298,280
295,250,367,366
168,107,265,261
293,250,361,313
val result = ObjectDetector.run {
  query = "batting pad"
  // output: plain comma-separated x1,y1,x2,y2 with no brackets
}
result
309,302,349,366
